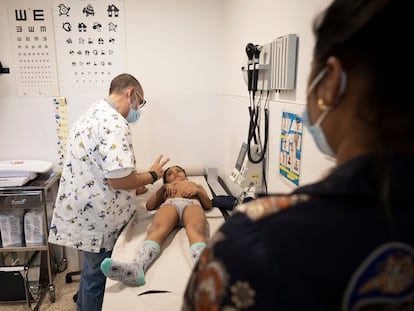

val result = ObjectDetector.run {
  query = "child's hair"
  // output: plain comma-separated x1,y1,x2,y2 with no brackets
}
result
163,165,187,183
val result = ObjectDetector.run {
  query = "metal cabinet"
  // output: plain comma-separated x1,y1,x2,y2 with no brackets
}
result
0,172,62,310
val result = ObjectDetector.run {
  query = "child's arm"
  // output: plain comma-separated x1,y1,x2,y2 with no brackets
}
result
195,185,213,210
146,184,167,211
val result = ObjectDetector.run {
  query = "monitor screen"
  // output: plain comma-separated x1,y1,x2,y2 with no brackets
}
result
235,143,248,171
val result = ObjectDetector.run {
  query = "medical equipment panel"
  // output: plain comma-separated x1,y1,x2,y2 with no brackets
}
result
235,34,299,196
230,142,263,187
241,34,298,92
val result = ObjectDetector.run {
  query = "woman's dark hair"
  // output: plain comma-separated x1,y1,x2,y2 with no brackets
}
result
313,0,411,234
163,166,187,184
313,0,412,150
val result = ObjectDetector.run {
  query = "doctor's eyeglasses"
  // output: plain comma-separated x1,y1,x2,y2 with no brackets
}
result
134,91,147,109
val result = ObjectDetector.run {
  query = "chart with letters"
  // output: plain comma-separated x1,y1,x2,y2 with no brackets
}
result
7,2,59,96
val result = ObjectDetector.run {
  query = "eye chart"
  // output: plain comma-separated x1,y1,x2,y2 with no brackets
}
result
53,0,127,96
7,2,59,96
279,110,303,187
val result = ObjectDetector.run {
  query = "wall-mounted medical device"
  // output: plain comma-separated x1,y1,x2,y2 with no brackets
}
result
241,34,298,92
235,34,298,194
271,34,298,91
229,142,263,187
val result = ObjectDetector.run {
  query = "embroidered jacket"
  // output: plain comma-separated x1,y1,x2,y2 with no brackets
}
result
182,155,414,310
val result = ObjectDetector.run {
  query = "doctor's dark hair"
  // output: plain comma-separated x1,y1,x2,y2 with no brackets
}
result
109,73,143,95
163,166,187,184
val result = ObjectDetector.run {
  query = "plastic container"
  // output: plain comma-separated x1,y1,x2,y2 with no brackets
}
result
0,209,25,247
24,209,45,246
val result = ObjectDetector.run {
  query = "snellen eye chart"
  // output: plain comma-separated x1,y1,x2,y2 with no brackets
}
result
8,3,59,96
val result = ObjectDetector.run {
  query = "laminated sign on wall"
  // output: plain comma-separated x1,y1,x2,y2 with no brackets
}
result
279,110,303,187
53,0,127,96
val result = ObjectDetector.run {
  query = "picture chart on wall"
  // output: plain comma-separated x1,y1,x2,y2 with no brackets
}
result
279,110,303,187
53,0,127,96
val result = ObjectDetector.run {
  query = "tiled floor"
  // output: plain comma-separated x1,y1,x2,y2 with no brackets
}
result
0,268,79,311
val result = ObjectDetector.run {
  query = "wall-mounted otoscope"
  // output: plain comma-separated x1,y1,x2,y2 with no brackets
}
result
243,43,267,168
245,43,255,92
245,43,262,96
252,44,262,96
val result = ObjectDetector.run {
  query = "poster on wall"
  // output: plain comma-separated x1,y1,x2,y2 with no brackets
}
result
7,2,59,96
279,110,303,187
53,0,127,96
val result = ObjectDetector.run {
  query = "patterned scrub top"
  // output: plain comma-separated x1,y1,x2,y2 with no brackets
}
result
48,99,137,253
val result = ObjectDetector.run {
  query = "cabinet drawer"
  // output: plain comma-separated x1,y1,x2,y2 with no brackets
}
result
0,191,43,210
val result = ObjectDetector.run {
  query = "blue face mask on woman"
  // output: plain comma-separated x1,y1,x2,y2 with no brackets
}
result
302,106,335,158
303,68,347,158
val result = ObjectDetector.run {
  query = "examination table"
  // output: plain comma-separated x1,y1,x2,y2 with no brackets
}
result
102,174,227,310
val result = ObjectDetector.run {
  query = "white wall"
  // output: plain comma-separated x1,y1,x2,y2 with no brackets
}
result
123,0,224,171
218,0,335,195
0,0,336,266
0,0,224,172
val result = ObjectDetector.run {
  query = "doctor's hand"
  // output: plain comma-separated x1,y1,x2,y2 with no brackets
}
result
149,154,170,182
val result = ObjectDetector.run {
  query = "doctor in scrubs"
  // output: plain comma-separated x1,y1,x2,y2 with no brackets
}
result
48,73,169,311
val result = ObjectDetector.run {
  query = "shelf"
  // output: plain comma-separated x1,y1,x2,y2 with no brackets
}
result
0,265,26,272
0,246,48,252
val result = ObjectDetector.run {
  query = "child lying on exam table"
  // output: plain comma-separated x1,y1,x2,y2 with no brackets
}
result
100,165,212,286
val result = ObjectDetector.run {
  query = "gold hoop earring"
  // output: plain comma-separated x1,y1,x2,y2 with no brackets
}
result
317,99,329,111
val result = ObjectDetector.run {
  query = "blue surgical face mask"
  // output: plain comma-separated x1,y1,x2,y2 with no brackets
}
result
126,93,142,123
303,68,347,158
302,107,335,158
126,105,141,123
